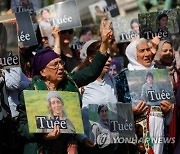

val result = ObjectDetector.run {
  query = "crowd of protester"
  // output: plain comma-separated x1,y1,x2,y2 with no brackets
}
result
0,5,180,154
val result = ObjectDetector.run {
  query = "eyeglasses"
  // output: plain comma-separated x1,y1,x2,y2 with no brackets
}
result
60,29,73,35
46,60,65,69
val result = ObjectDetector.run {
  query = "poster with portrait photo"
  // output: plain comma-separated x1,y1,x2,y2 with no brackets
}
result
112,15,139,43
15,11,38,47
23,90,84,134
11,0,40,14
0,19,19,69
71,24,101,51
88,103,135,145
89,1,109,24
124,69,175,107
104,0,120,17
109,57,124,77
37,0,81,33
89,0,120,24
139,9,179,41
37,0,82,47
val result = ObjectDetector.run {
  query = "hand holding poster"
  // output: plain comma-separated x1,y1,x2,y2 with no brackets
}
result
23,90,84,134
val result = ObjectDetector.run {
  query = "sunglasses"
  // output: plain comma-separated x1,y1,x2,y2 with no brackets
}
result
60,29,73,35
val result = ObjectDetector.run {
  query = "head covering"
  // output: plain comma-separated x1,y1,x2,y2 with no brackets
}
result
154,40,174,63
46,91,64,105
32,48,59,76
80,40,98,60
125,40,154,70
153,40,176,77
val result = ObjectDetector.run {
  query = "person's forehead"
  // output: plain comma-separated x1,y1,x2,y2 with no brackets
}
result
50,97,61,101
147,76,153,78
49,58,61,63
137,42,148,49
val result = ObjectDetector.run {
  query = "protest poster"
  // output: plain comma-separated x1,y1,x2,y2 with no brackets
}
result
88,103,135,146
11,0,40,14
71,24,100,51
37,0,82,46
116,69,175,107
112,15,139,43
139,9,179,41
109,57,124,77
23,90,84,134
15,11,38,47
104,0,120,17
89,0,120,24
0,15,19,69
11,0,40,32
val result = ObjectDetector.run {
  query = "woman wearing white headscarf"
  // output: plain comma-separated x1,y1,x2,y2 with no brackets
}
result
125,38,154,70
116,38,172,154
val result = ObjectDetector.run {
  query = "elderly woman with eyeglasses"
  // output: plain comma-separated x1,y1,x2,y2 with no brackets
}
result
18,19,114,154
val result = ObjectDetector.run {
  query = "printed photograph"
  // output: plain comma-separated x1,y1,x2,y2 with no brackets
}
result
139,9,179,41
0,21,19,69
109,57,124,77
125,69,176,107
11,0,40,14
23,90,84,134
89,1,109,24
89,0,120,24
37,0,82,47
88,103,135,145
112,15,139,43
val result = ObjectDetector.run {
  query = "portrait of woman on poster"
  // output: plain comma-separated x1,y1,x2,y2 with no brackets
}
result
39,91,76,133
90,104,111,143
39,8,54,46
156,13,171,40
109,59,122,77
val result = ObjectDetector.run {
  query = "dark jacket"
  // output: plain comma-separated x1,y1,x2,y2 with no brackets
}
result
18,52,109,154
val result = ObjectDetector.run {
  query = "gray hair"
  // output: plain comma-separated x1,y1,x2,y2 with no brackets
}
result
46,91,64,105
136,38,148,48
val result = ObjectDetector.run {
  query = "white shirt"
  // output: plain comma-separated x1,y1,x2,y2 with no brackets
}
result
82,73,118,108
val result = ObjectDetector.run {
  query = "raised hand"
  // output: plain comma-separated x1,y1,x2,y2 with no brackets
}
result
52,26,61,55
99,18,113,54
52,26,61,39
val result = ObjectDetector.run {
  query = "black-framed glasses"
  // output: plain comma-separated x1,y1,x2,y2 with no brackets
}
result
60,29,74,35
46,60,65,69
